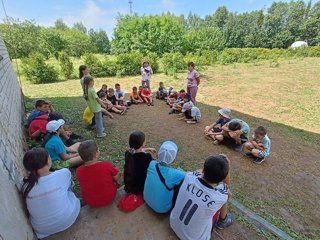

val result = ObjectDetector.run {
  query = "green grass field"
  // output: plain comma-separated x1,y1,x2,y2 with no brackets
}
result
21,57,320,239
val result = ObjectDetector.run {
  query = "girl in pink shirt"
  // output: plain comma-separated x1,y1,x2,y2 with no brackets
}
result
186,62,200,105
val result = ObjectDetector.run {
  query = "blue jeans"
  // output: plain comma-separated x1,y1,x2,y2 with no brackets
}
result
94,111,104,136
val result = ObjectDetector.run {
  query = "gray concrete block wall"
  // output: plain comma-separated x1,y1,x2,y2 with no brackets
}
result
0,35,35,239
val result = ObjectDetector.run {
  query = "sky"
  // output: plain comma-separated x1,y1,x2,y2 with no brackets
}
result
0,0,310,37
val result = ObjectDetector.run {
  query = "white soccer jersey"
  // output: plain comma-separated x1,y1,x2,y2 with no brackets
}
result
170,172,228,240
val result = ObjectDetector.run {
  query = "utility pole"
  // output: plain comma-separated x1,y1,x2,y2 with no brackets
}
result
129,0,133,16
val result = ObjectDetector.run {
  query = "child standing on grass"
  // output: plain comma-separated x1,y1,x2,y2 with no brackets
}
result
170,154,234,240
130,87,143,104
141,85,154,106
43,120,84,169
83,76,107,138
204,108,232,140
21,148,80,239
244,126,271,164
107,88,127,113
144,141,185,214
141,60,153,89
186,62,200,105
124,131,157,195
76,140,121,208
156,82,167,100
79,65,89,91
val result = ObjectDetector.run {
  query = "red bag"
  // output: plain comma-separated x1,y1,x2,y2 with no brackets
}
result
118,194,144,212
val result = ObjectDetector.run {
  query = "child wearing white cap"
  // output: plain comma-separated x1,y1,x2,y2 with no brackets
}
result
204,107,232,140
43,120,84,169
144,141,185,214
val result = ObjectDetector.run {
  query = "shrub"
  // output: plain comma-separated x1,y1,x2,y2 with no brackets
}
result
58,51,74,79
22,53,59,84
308,46,320,57
116,52,143,76
101,56,117,77
160,52,185,76
144,52,159,73
83,53,105,77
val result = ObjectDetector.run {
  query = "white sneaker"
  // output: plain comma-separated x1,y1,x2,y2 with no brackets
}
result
97,133,107,138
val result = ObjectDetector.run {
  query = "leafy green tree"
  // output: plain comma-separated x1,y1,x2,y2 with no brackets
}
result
54,18,68,30
61,29,94,57
58,51,74,79
73,22,87,34
88,29,111,53
39,28,66,59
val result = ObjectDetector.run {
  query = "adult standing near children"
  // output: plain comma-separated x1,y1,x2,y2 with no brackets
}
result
186,62,200,105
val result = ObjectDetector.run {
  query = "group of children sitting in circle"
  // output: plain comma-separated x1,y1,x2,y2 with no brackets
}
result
22,60,272,239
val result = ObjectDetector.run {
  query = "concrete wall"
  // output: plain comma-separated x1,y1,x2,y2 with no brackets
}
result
0,36,34,239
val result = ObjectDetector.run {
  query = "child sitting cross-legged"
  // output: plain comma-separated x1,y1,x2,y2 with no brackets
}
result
144,141,185,214
130,86,143,104
156,82,167,100
179,105,201,124
169,93,193,114
170,154,235,240
76,140,121,208
107,88,127,113
204,107,232,140
244,126,271,164
140,85,154,106
166,90,178,106
99,92,125,116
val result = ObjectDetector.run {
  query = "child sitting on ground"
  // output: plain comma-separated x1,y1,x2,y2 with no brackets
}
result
169,93,193,114
180,105,201,124
43,120,84,169
213,118,250,152
170,154,234,240
76,140,121,208
144,141,185,213
115,83,126,106
107,88,127,113
27,99,55,128
130,87,143,104
166,90,179,106
204,108,232,140
97,84,108,97
140,85,154,106
124,131,157,195
99,92,125,116
156,82,167,100
244,126,271,164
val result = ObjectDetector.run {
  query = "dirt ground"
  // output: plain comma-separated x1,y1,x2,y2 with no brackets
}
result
89,95,320,239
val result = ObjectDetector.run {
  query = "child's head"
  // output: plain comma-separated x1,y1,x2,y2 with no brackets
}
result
139,86,143,91
203,155,229,184
83,76,94,100
35,99,49,112
143,85,148,90
46,119,65,135
79,65,88,79
228,121,241,131
129,131,146,150
132,86,138,92
187,62,195,71
78,140,99,162
101,84,108,92
108,88,115,96
99,92,107,99
218,108,231,120
159,82,164,87
179,89,186,97
254,126,267,139
143,60,149,68
115,83,120,91
158,141,178,166
48,112,64,121
183,94,191,102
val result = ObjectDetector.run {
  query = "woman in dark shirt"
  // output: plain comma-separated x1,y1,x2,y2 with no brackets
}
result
124,131,156,194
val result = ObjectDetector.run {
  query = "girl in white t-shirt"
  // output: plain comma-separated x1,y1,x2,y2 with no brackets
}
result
21,148,80,239
141,60,153,89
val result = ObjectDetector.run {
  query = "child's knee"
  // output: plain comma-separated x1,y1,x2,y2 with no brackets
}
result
216,135,224,141
244,142,252,149
252,149,260,157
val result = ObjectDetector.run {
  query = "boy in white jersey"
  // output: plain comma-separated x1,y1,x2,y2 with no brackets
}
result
170,154,235,240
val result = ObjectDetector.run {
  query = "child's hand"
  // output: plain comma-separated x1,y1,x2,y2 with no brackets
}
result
109,114,114,119
147,148,157,154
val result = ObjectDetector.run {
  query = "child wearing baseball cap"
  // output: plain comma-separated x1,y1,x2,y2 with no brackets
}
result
204,107,232,140
144,141,185,214
43,120,83,169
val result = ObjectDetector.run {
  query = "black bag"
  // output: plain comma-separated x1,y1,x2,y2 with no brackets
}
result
155,164,183,210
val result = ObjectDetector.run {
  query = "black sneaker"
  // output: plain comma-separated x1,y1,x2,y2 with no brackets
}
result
253,157,265,164
245,152,254,158
234,144,243,152
216,213,235,230
69,133,83,140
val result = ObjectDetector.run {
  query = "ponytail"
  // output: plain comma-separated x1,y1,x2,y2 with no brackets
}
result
83,76,94,101
124,150,135,193
42,132,56,147
79,65,87,79
21,148,49,202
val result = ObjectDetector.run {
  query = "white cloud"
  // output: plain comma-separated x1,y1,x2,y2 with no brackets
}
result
161,0,175,7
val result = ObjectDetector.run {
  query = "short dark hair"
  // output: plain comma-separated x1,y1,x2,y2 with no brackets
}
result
102,84,107,88
108,88,115,93
159,82,163,85
203,155,229,184
115,83,120,88
255,126,267,136
78,140,98,162
129,131,145,149
179,89,186,93
183,93,191,101
132,86,137,91
99,92,107,98
229,121,241,131
48,112,64,121
35,100,48,108
188,62,195,68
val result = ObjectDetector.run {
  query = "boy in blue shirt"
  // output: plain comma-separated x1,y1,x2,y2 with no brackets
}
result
27,99,55,128
244,126,271,164
144,141,185,213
